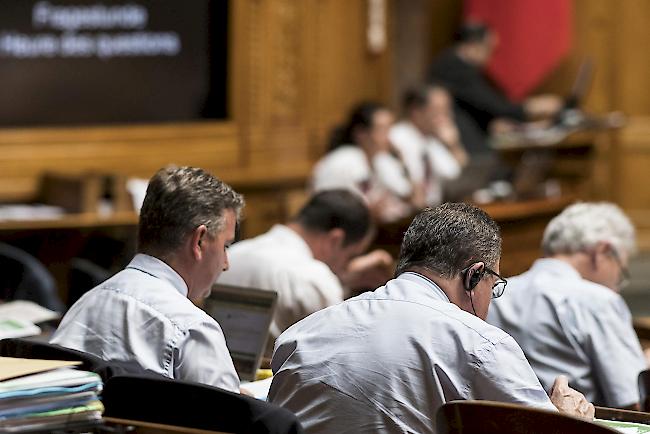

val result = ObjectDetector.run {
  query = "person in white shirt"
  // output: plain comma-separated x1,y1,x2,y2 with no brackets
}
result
390,84,468,206
51,166,243,392
312,102,416,222
218,189,393,351
488,202,647,409
269,203,593,433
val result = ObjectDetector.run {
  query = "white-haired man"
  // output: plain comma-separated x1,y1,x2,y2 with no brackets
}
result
488,202,647,409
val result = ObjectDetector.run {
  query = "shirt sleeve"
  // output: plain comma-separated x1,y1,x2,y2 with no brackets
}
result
174,320,241,393
452,74,527,121
312,150,368,195
372,151,413,197
272,267,344,336
469,335,556,411
584,297,646,407
427,141,462,181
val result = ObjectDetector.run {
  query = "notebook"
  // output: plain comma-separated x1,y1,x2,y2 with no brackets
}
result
203,284,277,382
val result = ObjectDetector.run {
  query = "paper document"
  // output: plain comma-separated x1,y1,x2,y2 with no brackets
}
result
0,319,40,340
0,301,60,324
0,358,80,382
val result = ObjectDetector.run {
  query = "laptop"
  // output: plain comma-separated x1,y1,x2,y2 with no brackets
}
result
203,284,278,382
554,58,594,126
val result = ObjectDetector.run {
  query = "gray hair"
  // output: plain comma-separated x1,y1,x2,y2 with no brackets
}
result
542,202,636,258
395,202,501,278
138,166,244,257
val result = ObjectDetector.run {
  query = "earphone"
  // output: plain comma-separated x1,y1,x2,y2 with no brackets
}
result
462,262,485,318
462,263,485,292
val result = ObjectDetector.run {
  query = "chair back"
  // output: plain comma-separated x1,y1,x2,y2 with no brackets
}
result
67,257,111,306
0,242,64,312
436,400,618,434
639,370,650,412
103,375,303,434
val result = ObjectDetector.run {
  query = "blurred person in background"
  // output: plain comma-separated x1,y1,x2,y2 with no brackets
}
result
488,202,647,409
311,101,419,222
218,189,392,353
390,84,468,206
428,22,562,155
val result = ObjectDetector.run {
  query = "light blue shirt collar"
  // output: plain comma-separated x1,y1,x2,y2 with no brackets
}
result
126,253,189,298
398,271,451,303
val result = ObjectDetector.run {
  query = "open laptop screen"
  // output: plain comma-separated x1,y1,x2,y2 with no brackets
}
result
203,284,277,381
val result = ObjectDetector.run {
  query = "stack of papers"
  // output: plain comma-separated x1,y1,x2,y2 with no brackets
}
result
0,300,61,340
0,358,103,432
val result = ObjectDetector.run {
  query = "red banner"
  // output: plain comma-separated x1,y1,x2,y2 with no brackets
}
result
464,0,573,101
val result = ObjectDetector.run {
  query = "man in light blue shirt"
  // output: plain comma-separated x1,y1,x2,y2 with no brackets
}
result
488,202,647,409
269,203,593,433
52,166,243,392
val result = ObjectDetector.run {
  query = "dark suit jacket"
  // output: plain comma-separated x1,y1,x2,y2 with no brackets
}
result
428,48,526,154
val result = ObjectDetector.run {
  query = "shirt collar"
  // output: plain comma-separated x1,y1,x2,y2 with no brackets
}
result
530,257,582,280
268,224,314,258
397,271,451,303
126,253,189,297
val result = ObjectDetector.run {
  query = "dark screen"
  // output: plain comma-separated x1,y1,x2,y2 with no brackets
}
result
0,0,228,126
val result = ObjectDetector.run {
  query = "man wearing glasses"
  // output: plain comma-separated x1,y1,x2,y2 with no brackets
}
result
488,202,647,410
269,203,593,433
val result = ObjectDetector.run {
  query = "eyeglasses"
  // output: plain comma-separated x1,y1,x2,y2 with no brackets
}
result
484,267,508,299
609,249,631,290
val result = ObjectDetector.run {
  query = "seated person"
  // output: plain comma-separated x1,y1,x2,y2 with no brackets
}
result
428,22,562,155
488,202,647,409
390,84,468,206
218,189,393,349
51,166,243,392
311,101,416,222
269,203,593,433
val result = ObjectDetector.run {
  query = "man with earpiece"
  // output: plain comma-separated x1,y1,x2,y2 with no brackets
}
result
268,203,593,434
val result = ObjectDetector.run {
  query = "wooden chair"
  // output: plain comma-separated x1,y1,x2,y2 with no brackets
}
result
436,400,618,434
640,370,650,412
596,406,650,424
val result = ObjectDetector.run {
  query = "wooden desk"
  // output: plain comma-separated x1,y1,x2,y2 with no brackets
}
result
102,417,228,434
0,211,138,232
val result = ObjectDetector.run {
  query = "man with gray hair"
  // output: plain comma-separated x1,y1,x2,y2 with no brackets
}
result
269,203,592,433
52,166,243,392
488,202,647,409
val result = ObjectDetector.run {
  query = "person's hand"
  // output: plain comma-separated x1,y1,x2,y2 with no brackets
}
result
550,375,594,420
341,249,394,294
433,120,461,148
524,94,563,119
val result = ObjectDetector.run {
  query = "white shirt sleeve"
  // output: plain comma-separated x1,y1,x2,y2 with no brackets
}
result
174,320,241,393
427,140,462,181
469,335,557,411
372,151,412,197
389,125,426,182
272,267,344,337
312,148,369,195
584,297,647,407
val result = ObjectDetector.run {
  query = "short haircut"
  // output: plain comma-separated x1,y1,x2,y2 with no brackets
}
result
395,202,501,278
456,22,490,43
138,166,244,257
402,83,446,113
293,189,371,246
542,202,636,257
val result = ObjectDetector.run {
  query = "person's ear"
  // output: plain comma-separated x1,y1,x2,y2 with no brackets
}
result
191,225,208,260
327,228,346,250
